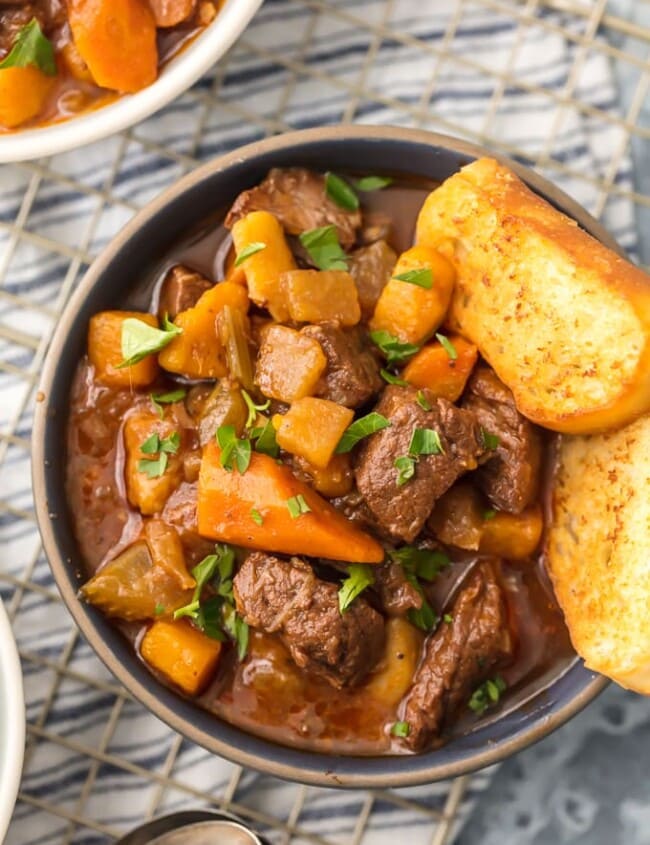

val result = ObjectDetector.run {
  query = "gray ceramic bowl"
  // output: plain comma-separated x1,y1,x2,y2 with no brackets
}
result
32,126,608,788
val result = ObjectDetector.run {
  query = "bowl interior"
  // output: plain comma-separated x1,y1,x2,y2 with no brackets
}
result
33,127,608,787
0,600,25,840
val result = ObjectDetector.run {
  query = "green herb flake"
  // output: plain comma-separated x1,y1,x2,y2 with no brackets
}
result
325,172,359,211
160,431,180,454
223,603,250,660
443,613,453,624
250,508,264,526
468,676,507,715
390,720,410,738
370,330,420,365
0,19,56,76
390,547,451,582
194,596,227,641
392,268,433,289
216,425,252,474
286,494,311,519
151,388,186,418
480,428,500,451
408,600,439,632
394,455,416,486
298,225,349,271
435,332,458,360
408,427,444,457
336,412,391,454
154,603,166,617
140,433,160,454
416,390,432,411
338,564,374,613
174,544,234,623
251,418,280,458
242,389,271,429
137,453,168,479
118,316,182,368
354,175,393,192
234,241,266,267
483,509,496,521
380,368,409,387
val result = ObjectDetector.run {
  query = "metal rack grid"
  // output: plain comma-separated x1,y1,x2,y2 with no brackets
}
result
0,1,648,843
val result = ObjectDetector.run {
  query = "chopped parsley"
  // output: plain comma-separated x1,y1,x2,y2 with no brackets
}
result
483,509,496,521
151,388,186,418
435,332,458,361
223,603,250,660
234,241,266,267
480,428,500,451
0,19,56,75
299,225,348,271
242,389,271,429
336,412,391,453
394,455,416,486
338,564,374,613
325,172,359,211
390,720,410,738
468,676,507,715
154,603,166,617
380,368,409,386
392,268,433,289
370,330,419,365
286,494,311,518
216,425,252,474
250,419,280,458
390,546,451,632
137,430,179,478
408,427,444,456
250,508,264,526
118,315,181,368
443,613,453,623
353,175,393,192
416,390,432,411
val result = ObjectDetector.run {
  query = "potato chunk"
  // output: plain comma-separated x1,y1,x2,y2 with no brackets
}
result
274,398,354,469
88,310,159,388
158,281,248,379
370,245,456,345
231,211,296,321
293,453,354,497
255,325,327,403
366,618,424,707
403,334,478,401
123,412,184,515
141,620,222,696
281,270,361,326
0,67,54,128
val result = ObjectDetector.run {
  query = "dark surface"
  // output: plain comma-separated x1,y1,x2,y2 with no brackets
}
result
233,552,385,689
355,386,485,542
462,365,542,514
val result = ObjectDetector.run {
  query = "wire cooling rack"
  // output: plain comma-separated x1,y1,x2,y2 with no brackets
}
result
1,1,649,844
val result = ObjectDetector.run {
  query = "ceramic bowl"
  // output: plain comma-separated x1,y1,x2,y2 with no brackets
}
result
0,598,25,840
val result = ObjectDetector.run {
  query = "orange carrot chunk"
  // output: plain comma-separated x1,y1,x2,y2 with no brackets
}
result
0,66,54,128
403,333,478,402
141,619,222,695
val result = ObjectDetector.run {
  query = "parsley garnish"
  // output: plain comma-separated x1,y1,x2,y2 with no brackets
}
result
250,419,280,458
483,509,496,521
154,603,166,617
443,613,453,623
234,241,266,267
174,545,234,623
380,368,409,386
286,494,311,518
370,330,419,365
223,603,250,660
392,268,433,289
416,390,432,411
242,390,270,429
151,388,186,418
325,172,359,211
353,175,393,192
118,315,182,368
336,412,391,453
338,564,374,613
299,225,348,271
480,428,500,450
408,427,444,456
394,455,416,486
0,19,56,76
390,720,410,738
216,425,252,474
390,547,450,632
435,332,458,360
468,676,507,715
137,430,179,478
250,508,264,526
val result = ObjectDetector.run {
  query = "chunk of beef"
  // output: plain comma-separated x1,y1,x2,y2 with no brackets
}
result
157,264,212,320
373,560,423,617
225,168,361,249
0,4,44,54
462,365,542,514
348,240,397,320
402,560,513,751
355,386,485,543
234,552,384,688
300,324,382,409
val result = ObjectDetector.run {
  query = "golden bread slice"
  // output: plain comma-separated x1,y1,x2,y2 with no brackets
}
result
547,415,650,692
416,157,650,434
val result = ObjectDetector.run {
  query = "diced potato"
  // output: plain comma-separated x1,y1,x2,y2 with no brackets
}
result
428,482,484,551
294,453,354,498
158,281,248,379
274,398,354,469
480,505,543,559
123,411,184,515
365,618,424,707
403,334,478,401
140,619,222,696
88,310,159,388
0,66,54,128
370,245,456,345
281,270,361,326
81,541,193,620
231,211,296,320
255,325,327,404
143,519,195,590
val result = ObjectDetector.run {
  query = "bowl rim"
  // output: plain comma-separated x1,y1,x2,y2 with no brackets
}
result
0,0,263,164
32,125,610,787
0,599,25,840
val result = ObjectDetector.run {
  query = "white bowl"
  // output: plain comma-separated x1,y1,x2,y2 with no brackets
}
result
0,0,263,163
0,599,24,843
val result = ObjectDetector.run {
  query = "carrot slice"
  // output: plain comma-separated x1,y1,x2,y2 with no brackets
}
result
403,334,478,402
197,442,384,563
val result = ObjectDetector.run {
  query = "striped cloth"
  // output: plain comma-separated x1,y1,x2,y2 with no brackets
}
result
0,1,637,844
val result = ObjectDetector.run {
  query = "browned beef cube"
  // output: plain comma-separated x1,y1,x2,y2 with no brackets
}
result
372,559,423,617
401,560,513,751
355,386,485,542
301,325,383,409
157,264,212,320
225,168,361,249
462,365,542,514
233,553,385,689
348,240,397,320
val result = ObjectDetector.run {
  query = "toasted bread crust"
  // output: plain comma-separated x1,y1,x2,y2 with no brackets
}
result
416,158,650,434
547,415,650,693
